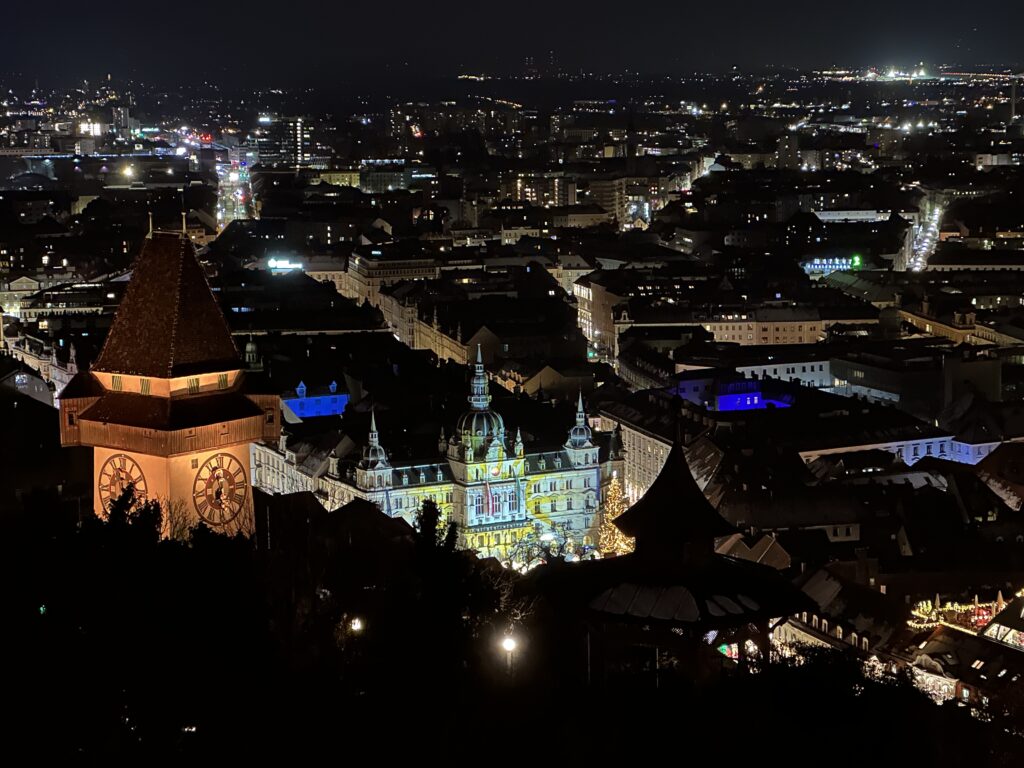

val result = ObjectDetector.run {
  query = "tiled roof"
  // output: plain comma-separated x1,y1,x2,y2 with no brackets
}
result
615,440,737,544
93,233,239,378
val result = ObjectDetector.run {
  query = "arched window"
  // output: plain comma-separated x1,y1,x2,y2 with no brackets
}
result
812,616,819,629
801,612,808,623
835,626,843,641
850,632,858,647
821,619,829,634
862,638,869,651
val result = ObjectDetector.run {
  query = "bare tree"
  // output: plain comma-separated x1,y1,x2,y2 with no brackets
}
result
158,496,195,541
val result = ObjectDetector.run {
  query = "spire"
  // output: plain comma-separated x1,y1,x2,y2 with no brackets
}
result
360,406,390,470
468,344,491,411
566,389,593,449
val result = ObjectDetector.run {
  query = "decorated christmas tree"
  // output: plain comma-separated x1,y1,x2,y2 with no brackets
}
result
598,475,634,556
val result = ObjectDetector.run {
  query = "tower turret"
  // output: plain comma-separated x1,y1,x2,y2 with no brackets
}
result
453,344,506,463
357,409,392,490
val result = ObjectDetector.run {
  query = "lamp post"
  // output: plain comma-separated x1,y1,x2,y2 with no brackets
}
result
501,636,517,676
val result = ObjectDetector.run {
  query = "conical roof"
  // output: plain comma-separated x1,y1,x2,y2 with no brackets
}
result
93,233,239,378
615,440,736,545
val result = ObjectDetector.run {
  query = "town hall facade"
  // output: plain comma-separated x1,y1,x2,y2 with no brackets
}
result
253,349,622,560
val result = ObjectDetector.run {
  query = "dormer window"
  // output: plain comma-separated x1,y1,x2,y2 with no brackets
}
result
296,381,307,398
329,380,337,394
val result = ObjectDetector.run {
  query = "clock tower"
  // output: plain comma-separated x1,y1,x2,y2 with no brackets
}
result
60,232,280,537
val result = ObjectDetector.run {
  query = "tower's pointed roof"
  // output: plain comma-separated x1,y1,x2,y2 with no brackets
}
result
93,233,239,378
615,440,736,545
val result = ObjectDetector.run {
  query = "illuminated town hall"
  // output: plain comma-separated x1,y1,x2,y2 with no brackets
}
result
253,349,622,559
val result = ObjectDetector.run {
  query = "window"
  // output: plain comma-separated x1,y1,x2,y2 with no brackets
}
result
191,458,199,469
187,377,200,395
861,638,869,651
140,378,151,395
971,659,985,670
821,619,829,634
218,373,228,390
265,409,275,424
111,375,123,391
67,412,76,426
835,626,843,640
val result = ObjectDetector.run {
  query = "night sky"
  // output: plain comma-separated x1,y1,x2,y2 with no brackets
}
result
2,0,1023,86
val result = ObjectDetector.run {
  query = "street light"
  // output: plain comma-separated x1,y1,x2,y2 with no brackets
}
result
501,635,517,676
350,617,364,633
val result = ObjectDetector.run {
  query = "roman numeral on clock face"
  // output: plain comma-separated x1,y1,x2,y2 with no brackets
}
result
193,453,247,526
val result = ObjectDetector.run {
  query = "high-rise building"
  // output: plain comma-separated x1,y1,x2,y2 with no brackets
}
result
59,233,280,536
251,115,320,170
776,132,801,170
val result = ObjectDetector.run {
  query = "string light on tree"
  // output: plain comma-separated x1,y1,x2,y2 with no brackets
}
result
598,475,634,557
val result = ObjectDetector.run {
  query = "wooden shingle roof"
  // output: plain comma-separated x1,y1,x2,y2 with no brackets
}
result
93,233,239,378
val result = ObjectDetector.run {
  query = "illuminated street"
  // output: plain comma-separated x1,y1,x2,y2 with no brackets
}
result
216,162,253,229
908,203,942,271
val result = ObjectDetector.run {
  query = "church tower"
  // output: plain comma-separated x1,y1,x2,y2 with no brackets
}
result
60,232,280,537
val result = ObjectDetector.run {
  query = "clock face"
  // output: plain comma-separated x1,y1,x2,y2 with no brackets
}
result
193,453,248,526
98,454,148,510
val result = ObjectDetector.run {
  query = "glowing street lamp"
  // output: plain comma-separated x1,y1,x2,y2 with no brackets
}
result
350,617,364,633
501,635,518,675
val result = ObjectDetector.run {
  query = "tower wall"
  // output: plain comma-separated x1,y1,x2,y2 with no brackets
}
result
93,442,255,538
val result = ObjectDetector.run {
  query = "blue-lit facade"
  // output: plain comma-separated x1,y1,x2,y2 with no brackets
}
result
282,380,349,419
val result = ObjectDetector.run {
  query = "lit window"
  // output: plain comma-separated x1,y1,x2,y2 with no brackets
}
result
140,378,151,395
218,373,228,390
111,375,123,391
187,378,200,395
